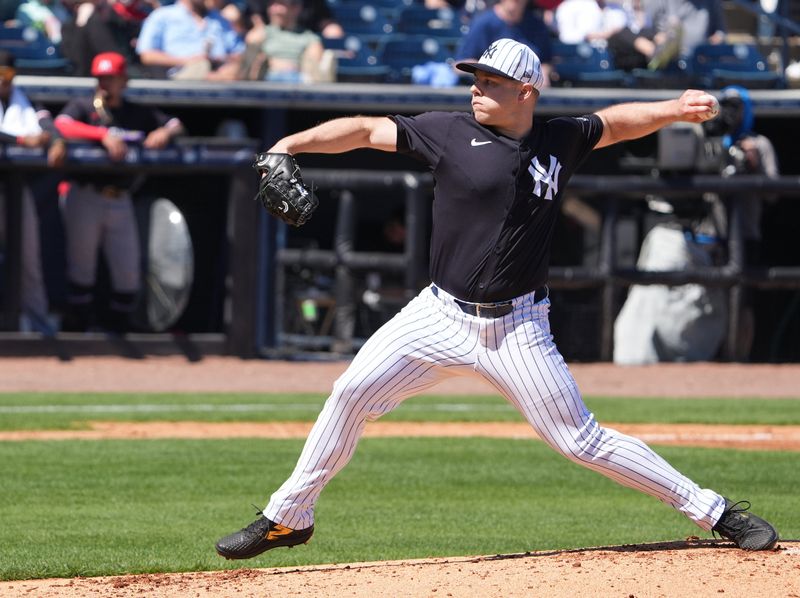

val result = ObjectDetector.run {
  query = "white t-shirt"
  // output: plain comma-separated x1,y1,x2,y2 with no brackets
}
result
555,0,604,43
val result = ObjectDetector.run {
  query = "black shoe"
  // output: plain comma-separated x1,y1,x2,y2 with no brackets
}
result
215,514,314,560
712,498,778,551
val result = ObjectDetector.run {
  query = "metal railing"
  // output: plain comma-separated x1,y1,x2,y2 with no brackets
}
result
270,170,430,355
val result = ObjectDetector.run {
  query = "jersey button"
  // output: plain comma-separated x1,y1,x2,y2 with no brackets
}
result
478,283,485,289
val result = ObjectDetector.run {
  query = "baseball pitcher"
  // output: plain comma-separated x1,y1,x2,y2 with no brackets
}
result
216,39,778,558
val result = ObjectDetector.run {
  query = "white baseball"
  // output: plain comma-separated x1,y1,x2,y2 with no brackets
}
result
699,94,720,120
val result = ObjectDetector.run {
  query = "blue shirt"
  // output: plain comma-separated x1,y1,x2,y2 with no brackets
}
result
456,9,553,64
136,3,244,62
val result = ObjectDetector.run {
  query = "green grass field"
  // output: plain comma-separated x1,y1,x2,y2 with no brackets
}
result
2,393,800,430
1,393,798,581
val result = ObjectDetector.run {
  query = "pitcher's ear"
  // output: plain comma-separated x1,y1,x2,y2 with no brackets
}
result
520,82,536,101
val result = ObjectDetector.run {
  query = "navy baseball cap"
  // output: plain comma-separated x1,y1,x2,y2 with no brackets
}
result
456,38,545,91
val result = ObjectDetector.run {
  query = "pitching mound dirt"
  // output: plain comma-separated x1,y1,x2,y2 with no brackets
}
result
2,541,797,598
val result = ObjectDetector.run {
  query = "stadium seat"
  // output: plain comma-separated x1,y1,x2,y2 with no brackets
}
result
0,26,69,74
331,36,391,83
550,42,629,87
328,0,413,11
690,43,783,89
330,4,397,36
630,59,691,89
380,35,452,83
396,6,467,37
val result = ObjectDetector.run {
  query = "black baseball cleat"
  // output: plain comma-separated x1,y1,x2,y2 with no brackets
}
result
712,498,779,551
215,514,314,560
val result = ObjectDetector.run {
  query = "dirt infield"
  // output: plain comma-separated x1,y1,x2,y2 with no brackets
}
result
0,356,799,397
1,357,799,597
3,421,800,451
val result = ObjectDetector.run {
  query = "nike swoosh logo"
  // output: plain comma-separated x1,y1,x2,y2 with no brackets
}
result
281,201,289,213
470,139,492,146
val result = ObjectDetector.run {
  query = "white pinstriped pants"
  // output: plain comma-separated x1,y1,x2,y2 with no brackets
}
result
265,285,726,531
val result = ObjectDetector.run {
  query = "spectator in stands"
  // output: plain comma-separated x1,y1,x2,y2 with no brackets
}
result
595,0,667,70
0,50,66,335
554,0,604,44
555,0,669,71
54,52,184,332
60,0,151,77
240,0,325,82
13,0,68,43
136,0,244,80
455,0,553,87
217,0,251,37
642,0,726,63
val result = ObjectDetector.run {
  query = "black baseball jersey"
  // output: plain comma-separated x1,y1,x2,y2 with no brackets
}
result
392,111,603,303
60,95,173,133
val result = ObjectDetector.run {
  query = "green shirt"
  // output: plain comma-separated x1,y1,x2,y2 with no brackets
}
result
261,25,320,66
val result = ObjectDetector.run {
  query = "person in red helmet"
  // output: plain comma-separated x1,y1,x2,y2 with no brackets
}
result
54,52,185,333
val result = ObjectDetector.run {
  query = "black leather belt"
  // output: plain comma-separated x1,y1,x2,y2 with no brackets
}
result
432,285,547,319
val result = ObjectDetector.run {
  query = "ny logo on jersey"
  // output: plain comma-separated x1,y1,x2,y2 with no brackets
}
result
528,155,562,201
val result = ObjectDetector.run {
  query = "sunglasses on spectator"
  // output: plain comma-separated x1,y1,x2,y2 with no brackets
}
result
0,67,16,82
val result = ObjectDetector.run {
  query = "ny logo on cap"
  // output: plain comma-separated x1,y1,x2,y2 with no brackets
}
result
482,43,498,60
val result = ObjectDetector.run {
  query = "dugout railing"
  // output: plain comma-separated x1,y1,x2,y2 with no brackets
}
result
0,141,262,359
264,170,800,362
266,170,430,357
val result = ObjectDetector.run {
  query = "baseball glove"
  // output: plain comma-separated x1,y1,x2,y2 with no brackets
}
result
252,152,318,227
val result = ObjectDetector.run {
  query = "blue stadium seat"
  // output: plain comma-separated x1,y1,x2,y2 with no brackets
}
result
396,6,467,37
327,0,412,8
331,36,391,83
330,4,397,36
550,42,628,88
691,43,783,89
380,35,451,83
630,59,691,89
0,26,69,74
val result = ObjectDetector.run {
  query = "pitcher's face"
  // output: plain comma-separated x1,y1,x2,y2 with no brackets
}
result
469,72,523,126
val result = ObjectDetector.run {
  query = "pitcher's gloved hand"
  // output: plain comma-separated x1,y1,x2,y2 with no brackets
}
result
252,152,318,227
